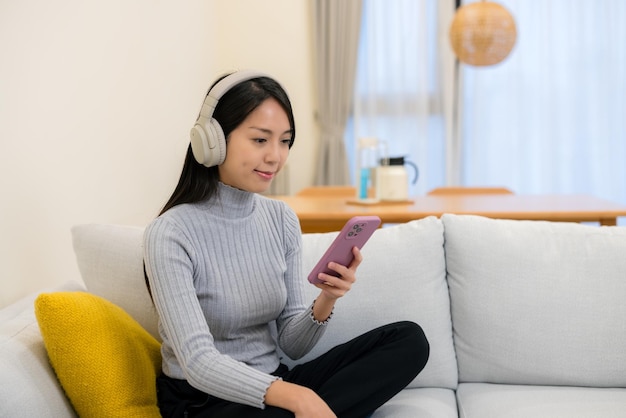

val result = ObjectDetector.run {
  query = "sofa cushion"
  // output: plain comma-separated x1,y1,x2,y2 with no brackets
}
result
372,388,458,418
0,281,83,418
71,224,159,340
443,214,626,387
34,291,162,418
282,217,458,390
456,383,626,418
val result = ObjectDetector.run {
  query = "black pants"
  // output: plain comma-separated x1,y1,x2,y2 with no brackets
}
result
157,321,429,418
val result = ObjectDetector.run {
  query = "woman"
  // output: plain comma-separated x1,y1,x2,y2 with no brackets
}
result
143,70,429,418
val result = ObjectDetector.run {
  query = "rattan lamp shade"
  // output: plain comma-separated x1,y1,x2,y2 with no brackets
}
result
449,1,517,66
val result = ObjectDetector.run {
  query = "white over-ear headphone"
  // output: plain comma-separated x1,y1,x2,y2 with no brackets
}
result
190,70,269,167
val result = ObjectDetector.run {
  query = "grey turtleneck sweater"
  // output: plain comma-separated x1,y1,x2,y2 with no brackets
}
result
143,182,328,409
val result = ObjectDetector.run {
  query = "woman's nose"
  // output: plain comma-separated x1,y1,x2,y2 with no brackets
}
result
265,141,282,163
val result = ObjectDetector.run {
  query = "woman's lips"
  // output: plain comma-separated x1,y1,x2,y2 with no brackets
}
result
255,170,275,180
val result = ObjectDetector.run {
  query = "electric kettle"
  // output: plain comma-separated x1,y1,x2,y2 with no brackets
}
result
376,156,419,201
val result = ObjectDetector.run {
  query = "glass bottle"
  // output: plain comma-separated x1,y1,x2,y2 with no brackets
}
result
356,137,380,201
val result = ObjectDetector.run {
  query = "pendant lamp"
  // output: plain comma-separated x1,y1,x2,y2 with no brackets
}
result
449,1,517,66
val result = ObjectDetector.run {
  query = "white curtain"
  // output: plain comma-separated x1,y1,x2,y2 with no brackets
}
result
439,1,461,186
349,0,453,196
460,0,626,208
313,0,363,185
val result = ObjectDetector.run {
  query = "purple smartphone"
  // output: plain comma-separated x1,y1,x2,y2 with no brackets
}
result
307,215,381,285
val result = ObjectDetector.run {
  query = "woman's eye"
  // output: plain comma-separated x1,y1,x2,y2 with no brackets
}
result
281,138,293,145
254,138,267,144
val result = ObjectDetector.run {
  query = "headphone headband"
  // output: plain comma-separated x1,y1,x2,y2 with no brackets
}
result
198,70,271,119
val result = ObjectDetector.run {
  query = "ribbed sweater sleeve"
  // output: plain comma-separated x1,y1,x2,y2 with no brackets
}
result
143,183,327,409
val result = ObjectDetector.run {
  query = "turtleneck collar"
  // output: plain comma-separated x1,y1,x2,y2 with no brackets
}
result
205,182,256,219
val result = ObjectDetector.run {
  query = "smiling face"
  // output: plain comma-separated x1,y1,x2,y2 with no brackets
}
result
218,98,293,193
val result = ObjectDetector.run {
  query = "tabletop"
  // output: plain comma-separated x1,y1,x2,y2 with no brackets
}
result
269,194,626,232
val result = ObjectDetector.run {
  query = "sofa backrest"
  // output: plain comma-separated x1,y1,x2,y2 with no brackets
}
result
442,214,626,388
72,224,159,340
71,218,458,390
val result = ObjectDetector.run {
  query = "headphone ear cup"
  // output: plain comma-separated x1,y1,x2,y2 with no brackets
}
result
190,117,227,167
191,70,271,167
207,119,226,166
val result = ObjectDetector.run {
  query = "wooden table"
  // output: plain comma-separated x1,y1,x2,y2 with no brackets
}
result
269,194,626,233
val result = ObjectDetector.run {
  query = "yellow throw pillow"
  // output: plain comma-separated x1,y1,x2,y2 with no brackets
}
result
35,291,162,418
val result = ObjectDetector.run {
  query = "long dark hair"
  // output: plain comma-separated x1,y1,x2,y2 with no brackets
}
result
158,74,296,216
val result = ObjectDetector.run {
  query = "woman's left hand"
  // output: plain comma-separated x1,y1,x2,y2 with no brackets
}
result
310,246,362,322
313,246,362,300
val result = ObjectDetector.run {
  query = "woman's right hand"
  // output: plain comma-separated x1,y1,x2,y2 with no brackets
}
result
265,380,336,418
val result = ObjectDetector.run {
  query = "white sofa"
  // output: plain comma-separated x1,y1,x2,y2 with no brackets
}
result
2,214,626,417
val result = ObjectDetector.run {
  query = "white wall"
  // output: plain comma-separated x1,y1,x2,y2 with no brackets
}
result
0,0,317,308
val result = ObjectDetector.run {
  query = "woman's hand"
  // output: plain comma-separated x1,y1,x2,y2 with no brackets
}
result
314,246,362,299
265,380,336,418
310,246,362,322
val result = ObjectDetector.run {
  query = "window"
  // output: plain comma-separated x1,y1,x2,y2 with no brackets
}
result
347,0,445,197
461,0,626,208
349,0,626,222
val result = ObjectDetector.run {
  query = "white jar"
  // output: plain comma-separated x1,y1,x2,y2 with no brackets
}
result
376,165,409,201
